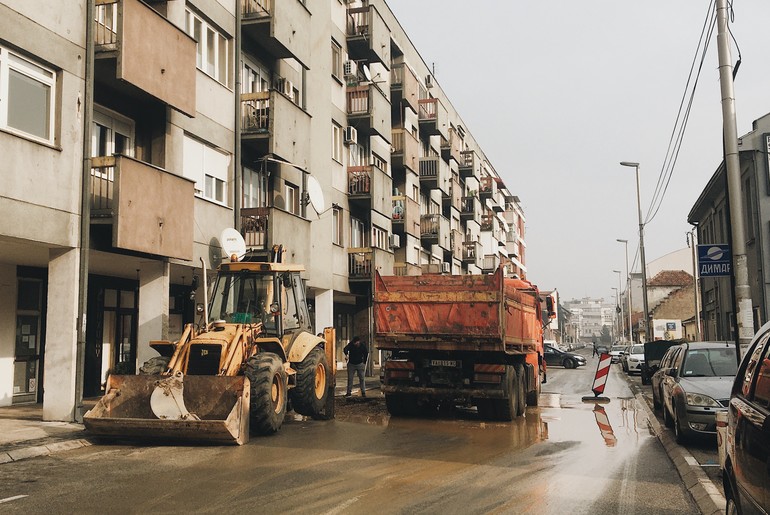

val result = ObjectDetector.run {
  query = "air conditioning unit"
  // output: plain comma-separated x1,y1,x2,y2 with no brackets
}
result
281,80,294,98
344,126,358,145
388,234,400,249
425,74,434,89
441,262,450,274
343,60,358,80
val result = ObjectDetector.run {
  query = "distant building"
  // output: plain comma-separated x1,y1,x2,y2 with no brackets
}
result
562,298,614,342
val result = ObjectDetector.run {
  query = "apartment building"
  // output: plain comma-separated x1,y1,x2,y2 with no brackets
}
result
0,0,527,420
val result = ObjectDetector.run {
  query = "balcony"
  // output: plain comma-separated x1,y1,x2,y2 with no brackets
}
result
418,98,448,139
240,0,311,67
441,127,464,164
390,63,419,113
459,150,480,180
443,176,462,213
392,195,420,238
94,0,196,116
462,241,483,268
419,156,450,194
480,212,495,232
90,155,194,259
348,247,387,282
482,254,500,273
346,84,391,141
460,195,481,223
240,206,310,256
420,214,449,247
393,262,422,277
479,176,497,200
449,229,463,260
240,87,311,167
347,164,390,215
346,4,390,67
391,128,419,173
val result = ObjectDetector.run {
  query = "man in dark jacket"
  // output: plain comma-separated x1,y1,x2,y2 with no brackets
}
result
343,336,368,397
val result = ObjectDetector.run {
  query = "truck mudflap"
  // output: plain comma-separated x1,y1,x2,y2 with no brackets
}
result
381,384,508,399
83,373,250,445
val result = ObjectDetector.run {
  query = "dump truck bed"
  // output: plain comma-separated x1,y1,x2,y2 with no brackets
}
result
374,269,542,354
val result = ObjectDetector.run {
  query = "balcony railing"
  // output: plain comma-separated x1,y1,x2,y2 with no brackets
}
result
459,150,479,179
94,1,118,48
348,247,373,279
462,241,482,265
393,263,421,277
418,98,437,121
480,175,496,199
241,0,270,17
391,128,419,171
241,207,270,250
91,156,116,214
450,229,463,258
348,166,372,196
483,254,500,272
481,213,494,232
240,91,270,133
347,85,371,115
391,64,404,87
346,7,370,37
461,195,480,221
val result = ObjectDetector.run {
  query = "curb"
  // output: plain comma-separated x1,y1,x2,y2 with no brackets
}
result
632,388,726,515
0,438,91,465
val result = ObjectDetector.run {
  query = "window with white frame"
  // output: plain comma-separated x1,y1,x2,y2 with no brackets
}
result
241,58,269,94
185,9,231,87
331,40,342,79
0,46,56,143
332,207,343,246
92,106,134,158
372,225,387,250
243,166,268,208
350,217,367,248
182,134,230,204
332,122,343,163
285,182,299,215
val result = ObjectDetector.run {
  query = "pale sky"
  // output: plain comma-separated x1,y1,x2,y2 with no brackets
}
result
384,0,770,301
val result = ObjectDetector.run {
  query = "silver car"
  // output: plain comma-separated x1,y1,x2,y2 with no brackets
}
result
653,341,737,443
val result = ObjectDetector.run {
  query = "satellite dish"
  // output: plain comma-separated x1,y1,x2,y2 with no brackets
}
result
221,228,247,261
307,175,325,213
363,64,372,82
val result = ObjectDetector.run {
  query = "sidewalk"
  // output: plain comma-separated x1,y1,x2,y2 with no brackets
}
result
0,368,381,464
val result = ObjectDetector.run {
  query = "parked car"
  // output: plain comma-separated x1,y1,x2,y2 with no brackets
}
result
723,323,770,515
543,344,586,369
652,341,737,443
622,344,645,375
609,345,626,364
641,339,684,385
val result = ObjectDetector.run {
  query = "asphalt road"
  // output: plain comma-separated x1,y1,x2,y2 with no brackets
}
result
0,350,700,515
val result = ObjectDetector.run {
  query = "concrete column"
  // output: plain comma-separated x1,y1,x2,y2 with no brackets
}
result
137,260,170,368
0,264,16,407
43,248,80,421
314,289,337,362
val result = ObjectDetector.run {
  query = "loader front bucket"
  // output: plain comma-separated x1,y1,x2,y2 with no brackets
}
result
84,374,250,445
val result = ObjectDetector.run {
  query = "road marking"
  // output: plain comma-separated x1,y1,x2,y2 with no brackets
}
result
323,496,359,515
0,495,28,504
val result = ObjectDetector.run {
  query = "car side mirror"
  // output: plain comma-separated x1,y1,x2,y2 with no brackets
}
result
666,368,678,378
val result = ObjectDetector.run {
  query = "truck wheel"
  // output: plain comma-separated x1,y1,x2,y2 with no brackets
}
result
289,347,329,418
514,363,526,416
245,353,287,435
139,356,170,375
385,394,417,417
493,365,518,421
527,365,543,406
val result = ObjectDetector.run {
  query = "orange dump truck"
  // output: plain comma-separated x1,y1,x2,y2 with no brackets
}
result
374,268,549,419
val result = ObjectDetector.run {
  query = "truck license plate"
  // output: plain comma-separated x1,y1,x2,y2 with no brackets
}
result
431,360,459,367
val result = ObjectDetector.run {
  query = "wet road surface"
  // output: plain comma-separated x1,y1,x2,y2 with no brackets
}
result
0,350,699,514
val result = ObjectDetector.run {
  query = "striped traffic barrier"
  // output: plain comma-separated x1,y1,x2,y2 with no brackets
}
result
582,352,612,402
593,404,617,447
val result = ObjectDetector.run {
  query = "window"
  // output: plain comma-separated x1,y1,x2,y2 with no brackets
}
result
285,182,299,215
182,135,230,204
332,207,343,246
242,59,270,94
372,225,387,250
332,122,343,162
331,40,342,79
371,152,387,172
753,341,770,408
0,46,56,143
243,166,268,208
92,106,134,158
185,9,231,87
351,217,367,248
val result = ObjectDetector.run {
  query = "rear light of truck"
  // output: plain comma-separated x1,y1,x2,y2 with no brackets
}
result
385,361,415,370
387,370,413,379
474,373,502,384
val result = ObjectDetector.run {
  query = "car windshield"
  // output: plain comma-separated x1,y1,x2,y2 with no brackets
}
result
611,346,624,352
681,347,738,377
631,345,645,354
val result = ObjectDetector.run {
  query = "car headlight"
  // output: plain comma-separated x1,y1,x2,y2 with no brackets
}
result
685,392,720,407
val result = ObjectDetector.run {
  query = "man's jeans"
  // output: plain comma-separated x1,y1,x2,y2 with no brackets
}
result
347,362,366,395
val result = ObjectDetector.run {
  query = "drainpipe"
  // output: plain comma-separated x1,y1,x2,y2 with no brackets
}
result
75,0,95,422
234,3,242,230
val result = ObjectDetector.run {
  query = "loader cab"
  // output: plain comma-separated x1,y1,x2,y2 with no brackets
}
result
208,264,311,338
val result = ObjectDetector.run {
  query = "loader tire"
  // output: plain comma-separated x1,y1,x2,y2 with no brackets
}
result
139,356,171,375
289,347,329,418
246,353,287,435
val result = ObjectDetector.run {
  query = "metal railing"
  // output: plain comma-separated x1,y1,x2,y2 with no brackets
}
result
418,98,437,121
391,64,404,87
420,214,440,238
346,85,370,115
94,0,118,47
348,248,373,278
90,155,116,213
240,92,270,132
419,156,438,180
241,207,269,250
346,6,370,37
348,166,372,196
241,0,270,17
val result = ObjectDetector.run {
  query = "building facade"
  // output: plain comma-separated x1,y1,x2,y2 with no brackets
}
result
0,0,528,418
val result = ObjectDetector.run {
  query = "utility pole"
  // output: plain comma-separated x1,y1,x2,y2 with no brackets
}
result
716,0,753,357
688,228,701,340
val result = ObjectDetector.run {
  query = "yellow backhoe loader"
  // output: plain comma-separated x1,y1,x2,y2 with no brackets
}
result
84,253,335,445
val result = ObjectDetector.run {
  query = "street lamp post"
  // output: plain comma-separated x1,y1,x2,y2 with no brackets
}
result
620,162,651,342
611,287,619,342
617,238,633,343
613,270,624,342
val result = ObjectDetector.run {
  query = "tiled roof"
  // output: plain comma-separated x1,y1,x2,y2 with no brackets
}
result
648,270,693,287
